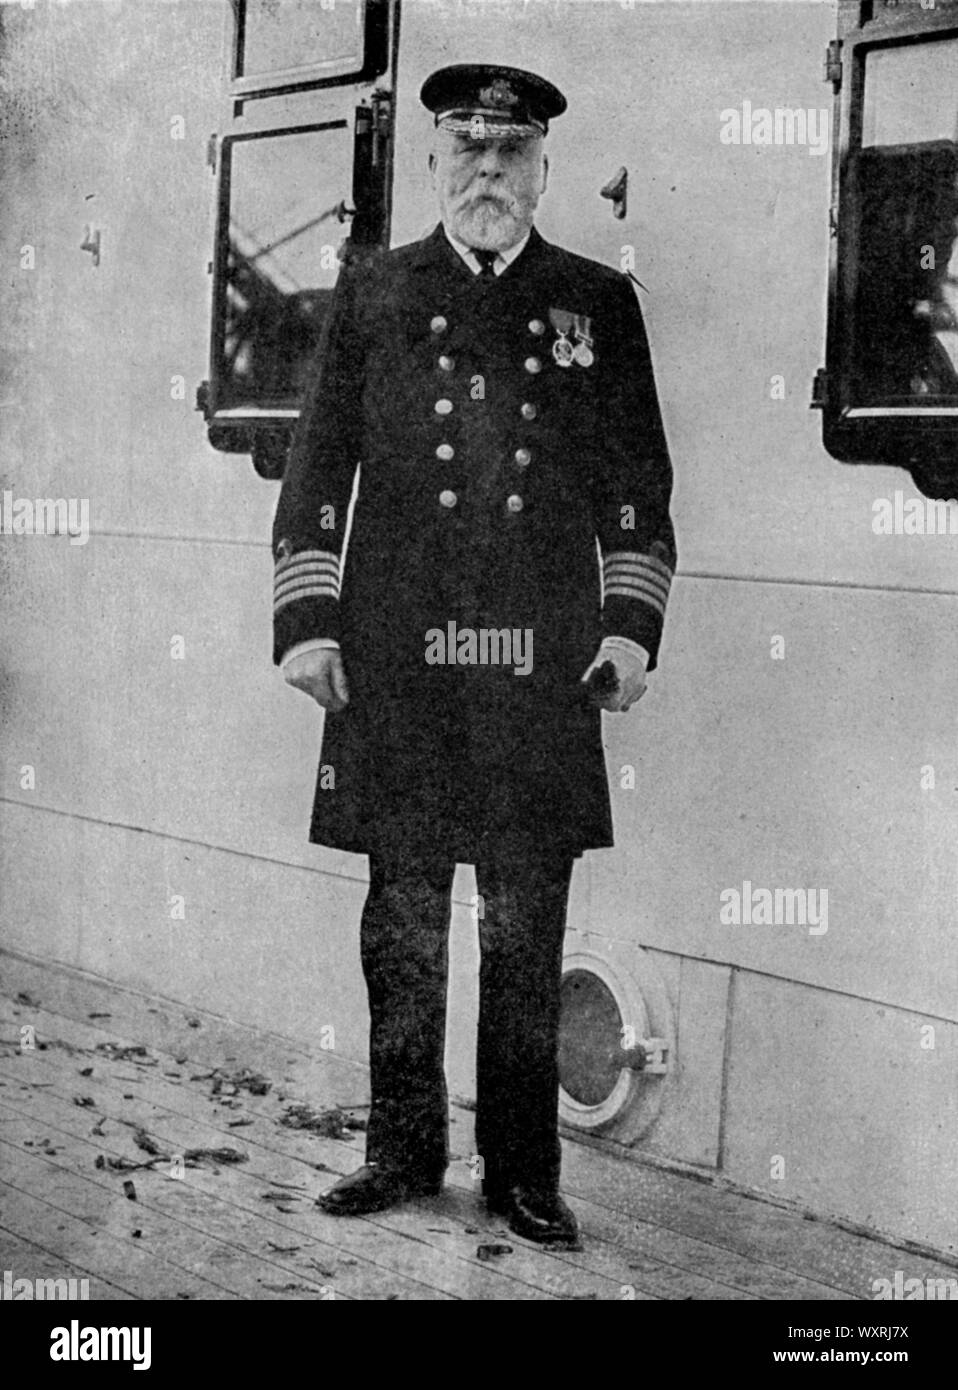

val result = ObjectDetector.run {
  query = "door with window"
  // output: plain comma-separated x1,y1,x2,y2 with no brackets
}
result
199,0,396,476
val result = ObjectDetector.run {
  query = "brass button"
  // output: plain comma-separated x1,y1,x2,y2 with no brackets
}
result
506,494,524,513
529,319,546,335
276,538,293,560
439,489,458,508
435,398,453,415
524,357,542,374
436,443,454,461
438,355,455,371
520,402,537,420
515,448,531,467
430,315,448,333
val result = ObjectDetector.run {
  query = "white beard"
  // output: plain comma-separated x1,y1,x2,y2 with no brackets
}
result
445,196,527,252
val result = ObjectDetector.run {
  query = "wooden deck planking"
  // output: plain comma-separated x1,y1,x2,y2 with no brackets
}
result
0,1178,237,1301
0,1006,836,1301
1,995,857,1299
1,1004,762,1299
0,1096,461,1301
0,1065,618,1301
0,1225,134,1301
2,954,951,1301
0,1121,365,1302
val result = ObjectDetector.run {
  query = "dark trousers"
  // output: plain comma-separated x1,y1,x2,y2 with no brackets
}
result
360,838,575,1192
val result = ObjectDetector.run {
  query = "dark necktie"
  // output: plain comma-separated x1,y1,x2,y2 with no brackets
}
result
471,248,499,278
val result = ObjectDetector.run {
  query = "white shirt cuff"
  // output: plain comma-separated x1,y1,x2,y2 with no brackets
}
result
599,635,650,669
282,638,340,670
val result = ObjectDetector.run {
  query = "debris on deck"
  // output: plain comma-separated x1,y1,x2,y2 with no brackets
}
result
279,1103,367,1140
3,962,954,1301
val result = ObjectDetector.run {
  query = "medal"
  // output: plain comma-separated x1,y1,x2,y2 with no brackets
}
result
553,333,575,367
549,307,575,368
573,314,594,368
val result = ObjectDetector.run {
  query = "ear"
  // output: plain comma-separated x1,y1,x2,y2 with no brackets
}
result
540,152,549,196
428,150,437,183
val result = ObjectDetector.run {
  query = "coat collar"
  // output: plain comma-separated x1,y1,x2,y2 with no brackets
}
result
409,221,552,283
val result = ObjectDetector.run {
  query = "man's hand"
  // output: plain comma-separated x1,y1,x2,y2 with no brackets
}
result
284,647,350,711
580,643,648,712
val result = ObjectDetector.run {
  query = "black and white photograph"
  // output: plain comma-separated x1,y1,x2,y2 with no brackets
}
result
1,0,957,1340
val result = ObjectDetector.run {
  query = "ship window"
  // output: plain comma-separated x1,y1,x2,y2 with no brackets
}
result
231,0,388,98
854,40,958,407
852,141,958,407
862,38,958,147
558,969,624,1108
211,121,352,417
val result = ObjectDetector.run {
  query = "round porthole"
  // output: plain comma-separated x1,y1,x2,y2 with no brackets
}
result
558,947,672,1141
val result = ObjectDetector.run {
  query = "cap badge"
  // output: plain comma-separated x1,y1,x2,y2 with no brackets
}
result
478,78,516,109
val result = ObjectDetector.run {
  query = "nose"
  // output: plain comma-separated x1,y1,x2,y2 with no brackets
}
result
476,143,505,178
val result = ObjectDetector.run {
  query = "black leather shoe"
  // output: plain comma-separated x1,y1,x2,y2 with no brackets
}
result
486,1183,580,1247
316,1163,444,1215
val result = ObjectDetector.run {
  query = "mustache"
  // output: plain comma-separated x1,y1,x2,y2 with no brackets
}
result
456,189,517,213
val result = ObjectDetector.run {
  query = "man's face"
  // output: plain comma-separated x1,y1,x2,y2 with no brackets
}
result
429,128,548,251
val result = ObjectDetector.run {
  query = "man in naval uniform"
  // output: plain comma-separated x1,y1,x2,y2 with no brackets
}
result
272,64,676,1247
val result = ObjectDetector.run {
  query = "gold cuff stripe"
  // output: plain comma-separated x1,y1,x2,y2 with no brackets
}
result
275,548,340,574
604,565,670,603
604,550,673,583
274,575,340,605
274,559,340,586
274,585,339,615
604,579,667,616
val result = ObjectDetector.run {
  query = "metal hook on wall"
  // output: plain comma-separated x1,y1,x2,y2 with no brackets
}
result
600,166,628,220
80,225,101,267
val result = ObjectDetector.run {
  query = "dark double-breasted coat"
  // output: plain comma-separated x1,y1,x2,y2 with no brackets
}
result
272,224,676,859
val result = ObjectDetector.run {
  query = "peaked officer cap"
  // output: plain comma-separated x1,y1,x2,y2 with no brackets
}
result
421,63,567,138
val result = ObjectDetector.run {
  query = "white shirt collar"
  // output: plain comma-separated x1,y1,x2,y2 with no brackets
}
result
444,226,532,276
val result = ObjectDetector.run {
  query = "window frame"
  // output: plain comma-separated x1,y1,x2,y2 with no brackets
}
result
208,116,352,426
821,1,958,488
229,0,390,101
